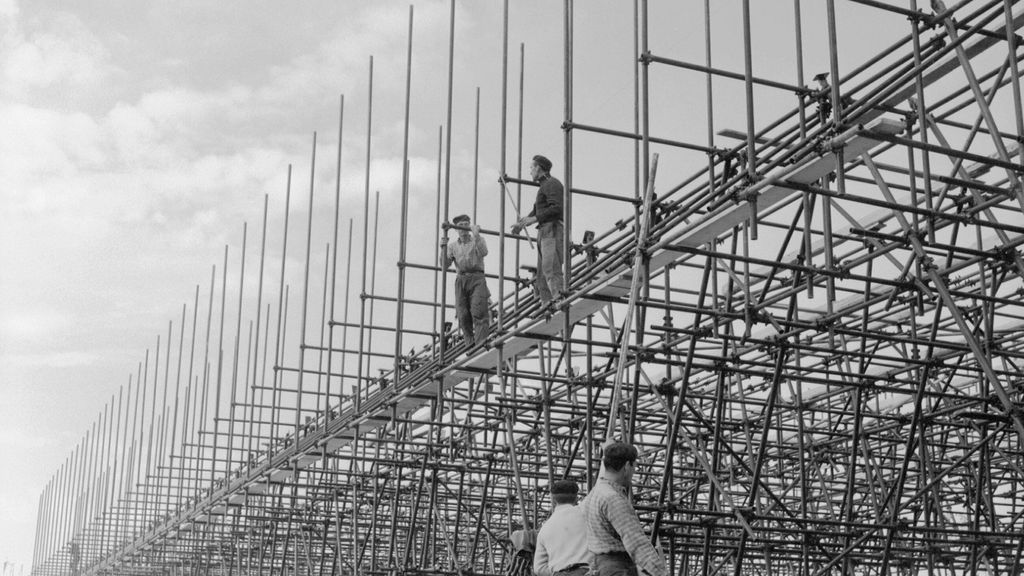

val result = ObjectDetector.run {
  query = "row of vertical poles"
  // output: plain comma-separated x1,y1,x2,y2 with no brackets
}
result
30,98,363,569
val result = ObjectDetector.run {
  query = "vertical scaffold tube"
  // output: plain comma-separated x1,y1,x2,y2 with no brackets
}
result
356,57,374,412
562,0,574,375
499,0,508,331
272,167,293,443
741,0,756,179
439,0,455,362
227,224,246,477
825,0,846,201
703,0,717,203
296,133,318,443
515,42,525,312
1005,0,1024,181
327,96,345,414
395,7,414,389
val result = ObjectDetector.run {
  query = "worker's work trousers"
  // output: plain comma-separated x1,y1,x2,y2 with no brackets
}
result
591,553,637,576
536,220,565,303
455,271,490,346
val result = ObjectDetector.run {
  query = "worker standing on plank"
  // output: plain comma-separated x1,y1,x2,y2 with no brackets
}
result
511,154,565,309
441,214,491,347
584,442,667,576
535,479,590,576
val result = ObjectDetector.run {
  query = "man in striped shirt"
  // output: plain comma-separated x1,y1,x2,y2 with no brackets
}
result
584,442,667,576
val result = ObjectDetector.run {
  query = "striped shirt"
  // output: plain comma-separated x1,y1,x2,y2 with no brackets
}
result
506,550,533,576
583,478,667,576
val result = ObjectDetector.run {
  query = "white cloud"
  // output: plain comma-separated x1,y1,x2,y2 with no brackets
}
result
0,0,18,20
0,308,67,342
1,9,113,100
2,351,99,370
0,104,104,188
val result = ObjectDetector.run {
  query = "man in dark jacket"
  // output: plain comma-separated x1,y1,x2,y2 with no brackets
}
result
512,154,564,307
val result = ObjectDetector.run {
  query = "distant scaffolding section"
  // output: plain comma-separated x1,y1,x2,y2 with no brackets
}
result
32,1,1024,575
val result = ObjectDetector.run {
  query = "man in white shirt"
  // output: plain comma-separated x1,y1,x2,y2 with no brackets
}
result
535,480,590,576
440,214,491,346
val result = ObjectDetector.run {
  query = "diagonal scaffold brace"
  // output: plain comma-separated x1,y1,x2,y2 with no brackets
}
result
605,153,660,442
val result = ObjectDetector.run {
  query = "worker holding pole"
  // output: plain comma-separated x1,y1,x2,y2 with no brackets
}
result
511,155,565,310
584,442,667,576
534,479,590,576
441,214,491,347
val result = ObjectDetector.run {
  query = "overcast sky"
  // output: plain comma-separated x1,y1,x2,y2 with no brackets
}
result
0,0,922,571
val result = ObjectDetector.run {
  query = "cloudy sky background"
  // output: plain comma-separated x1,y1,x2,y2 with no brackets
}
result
0,0,923,570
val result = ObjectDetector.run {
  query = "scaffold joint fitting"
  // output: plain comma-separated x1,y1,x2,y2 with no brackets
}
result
655,379,676,397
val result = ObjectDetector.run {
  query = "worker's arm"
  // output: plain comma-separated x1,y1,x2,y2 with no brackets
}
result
533,536,552,576
511,215,536,234
604,497,667,576
440,239,454,269
472,225,488,257
512,190,541,233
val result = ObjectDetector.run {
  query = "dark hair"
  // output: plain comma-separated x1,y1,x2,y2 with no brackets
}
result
550,479,578,495
550,479,578,504
552,492,576,505
532,154,553,173
603,442,638,472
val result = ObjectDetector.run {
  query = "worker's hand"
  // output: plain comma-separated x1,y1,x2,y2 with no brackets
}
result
511,221,523,235
471,224,480,235
440,237,449,246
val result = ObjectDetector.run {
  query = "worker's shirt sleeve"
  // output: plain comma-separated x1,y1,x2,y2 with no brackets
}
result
533,535,551,576
476,235,488,257
534,179,564,223
603,495,667,576
440,243,454,268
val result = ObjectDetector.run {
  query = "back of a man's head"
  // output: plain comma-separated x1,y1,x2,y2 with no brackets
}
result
602,442,638,472
550,479,579,505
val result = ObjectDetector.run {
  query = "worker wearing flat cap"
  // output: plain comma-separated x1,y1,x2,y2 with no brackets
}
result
441,214,491,346
584,443,666,576
512,154,565,309
534,480,590,576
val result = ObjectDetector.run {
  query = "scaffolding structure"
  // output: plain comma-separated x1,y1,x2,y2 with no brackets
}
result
30,1,1024,575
